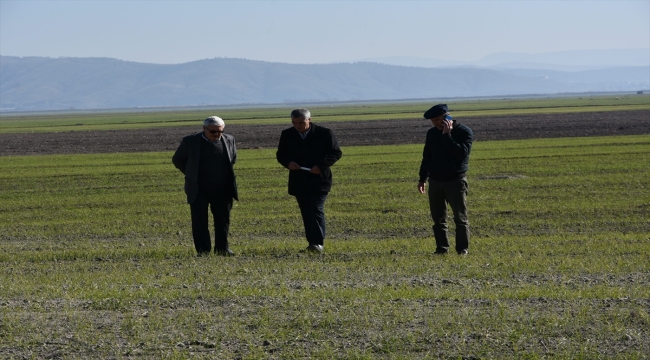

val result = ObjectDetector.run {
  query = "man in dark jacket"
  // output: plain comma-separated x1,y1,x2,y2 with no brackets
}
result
418,104,473,255
172,116,238,256
276,108,342,253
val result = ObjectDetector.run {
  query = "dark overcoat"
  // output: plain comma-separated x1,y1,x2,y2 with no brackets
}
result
172,132,239,204
276,123,342,196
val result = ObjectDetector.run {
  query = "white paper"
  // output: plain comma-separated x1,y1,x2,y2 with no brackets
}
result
300,167,311,171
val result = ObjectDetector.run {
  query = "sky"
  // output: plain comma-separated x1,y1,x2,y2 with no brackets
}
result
1,0,649,65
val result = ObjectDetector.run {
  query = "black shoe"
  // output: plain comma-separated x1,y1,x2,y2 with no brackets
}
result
434,248,449,255
306,244,324,254
216,248,235,256
458,249,468,256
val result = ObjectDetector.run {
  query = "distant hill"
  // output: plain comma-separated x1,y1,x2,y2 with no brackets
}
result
1,56,648,111
362,48,650,71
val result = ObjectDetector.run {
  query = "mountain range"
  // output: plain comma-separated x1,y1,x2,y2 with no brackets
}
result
1,49,649,112
361,48,650,71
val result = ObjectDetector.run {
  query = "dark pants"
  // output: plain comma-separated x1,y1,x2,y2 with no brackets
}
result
428,177,470,253
190,189,232,254
295,192,328,246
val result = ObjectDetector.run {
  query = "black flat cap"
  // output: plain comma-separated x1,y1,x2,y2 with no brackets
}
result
423,104,448,119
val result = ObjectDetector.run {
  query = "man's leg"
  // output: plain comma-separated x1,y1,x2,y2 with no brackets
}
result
295,195,312,244
443,177,470,253
189,191,212,254
295,192,328,246
428,180,450,252
210,191,233,252
310,192,328,246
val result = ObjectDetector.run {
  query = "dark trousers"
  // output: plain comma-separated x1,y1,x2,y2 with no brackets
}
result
428,177,470,253
190,189,232,254
295,192,328,246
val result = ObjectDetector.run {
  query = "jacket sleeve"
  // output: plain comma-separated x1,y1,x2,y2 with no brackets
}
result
276,130,292,168
172,137,188,174
442,126,473,160
230,136,237,165
317,129,342,170
418,131,431,183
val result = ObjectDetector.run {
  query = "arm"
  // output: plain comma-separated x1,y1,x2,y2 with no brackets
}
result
418,131,431,184
172,138,189,174
315,129,342,171
442,126,473,160
417,133,430,194
276,131,305,170
276,130,293,169
229,136,237,165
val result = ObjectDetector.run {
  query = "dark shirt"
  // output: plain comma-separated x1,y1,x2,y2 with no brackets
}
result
198,138,231,193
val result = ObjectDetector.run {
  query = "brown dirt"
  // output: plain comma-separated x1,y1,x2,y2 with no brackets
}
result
1,110,648,156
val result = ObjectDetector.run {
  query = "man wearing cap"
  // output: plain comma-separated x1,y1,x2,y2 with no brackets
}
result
418,104,473,255
276,108,342,254
172,116,239,256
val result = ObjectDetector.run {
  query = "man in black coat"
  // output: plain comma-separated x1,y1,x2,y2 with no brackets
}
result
276,108,342,253
418,104,473,255
172,116,239,256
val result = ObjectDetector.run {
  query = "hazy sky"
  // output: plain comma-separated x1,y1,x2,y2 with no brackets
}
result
1,0,648,64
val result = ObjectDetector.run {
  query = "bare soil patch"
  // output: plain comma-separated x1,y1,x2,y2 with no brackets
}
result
1,110,648,156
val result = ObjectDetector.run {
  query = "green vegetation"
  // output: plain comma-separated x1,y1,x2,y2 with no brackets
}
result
1,93,648,133
1,135,648,358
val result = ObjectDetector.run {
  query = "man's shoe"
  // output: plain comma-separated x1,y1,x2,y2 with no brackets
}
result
306,244,324,254
458,249,468,256
216,248,235,256
434,248,449,255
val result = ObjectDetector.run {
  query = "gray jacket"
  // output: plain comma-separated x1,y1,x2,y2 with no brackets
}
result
172,132,238,204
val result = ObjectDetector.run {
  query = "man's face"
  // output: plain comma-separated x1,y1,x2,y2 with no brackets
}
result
203,124,224,141
292,116,311,134
429,113,447,130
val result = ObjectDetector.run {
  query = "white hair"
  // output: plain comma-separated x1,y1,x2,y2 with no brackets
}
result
291,108,311,120
203,116,225,127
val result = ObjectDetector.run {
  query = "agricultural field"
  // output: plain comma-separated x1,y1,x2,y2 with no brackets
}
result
1,93,648,133
1,98,649,157
1,119,649,359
